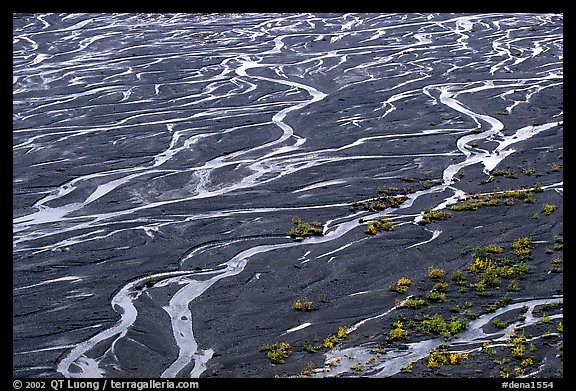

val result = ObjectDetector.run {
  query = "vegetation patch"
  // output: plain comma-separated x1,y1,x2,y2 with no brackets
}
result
512,237,532,259
293,299,313,311
351,185,414,213
289,216,324,239
261,342,292,364
365,217,394,235
419,208,453,225
322,326,349,349
390,278,412,293
542,204,557,215
398,297,428,309
389,320,409,341
428,267,446,280
491,168,517,178
427,347,469,368
451,187,539,212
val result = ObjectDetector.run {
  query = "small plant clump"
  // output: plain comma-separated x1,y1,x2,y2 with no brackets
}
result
261,342,292,364
289,216,324,239
428,267,446,280
323,326,349,349
398,297,427,309
493,318,508,329
506,329,533,367
400,359,414,373
472,245,504,259
507,280,521,292
482,342,497,355
491,168,517,178
451,187,538,212
293,299,313,311
451,269,467,285
433,281,449,292
136,274,155,290
417,314,467,336
389,320,409,341
390,277,412,293
365,217,394,235
427,347,469,368
485,294,512,313
451,194,501,211
419,208,453,225
351,186,413,213
550,258,563,273
426,290,447,303
512,237,532,259
298,362,316,377
522,167,537,176
542,204,557,215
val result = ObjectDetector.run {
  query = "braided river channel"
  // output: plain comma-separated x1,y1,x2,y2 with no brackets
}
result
13,13,563,379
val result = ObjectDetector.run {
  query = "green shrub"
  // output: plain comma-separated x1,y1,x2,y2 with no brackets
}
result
419,208,453,225
512,237,532,259
389,323,409,341
289,217,324,238
261,342,292,364
542,204,557,215
428,267,446,280
493,318,508,329
426,291,446,303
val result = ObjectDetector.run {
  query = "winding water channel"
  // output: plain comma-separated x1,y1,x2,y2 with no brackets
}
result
13,13,563,378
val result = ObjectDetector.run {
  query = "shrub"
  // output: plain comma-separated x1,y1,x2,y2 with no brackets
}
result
365,218,394,235
289,217,324,238
491,168,516,178
507,280,521,292
493,318,508,328
469,257,493,273
322,326,349,349
448,317,468,335
542,204,557,215
381,219,394,231
293,299,303,311
452,269,467,285
482,342,497,355
400,297,427,309
427,314,448,335
419,208,453,225
433,281,449,292
451,194,500,211
299,362,316,377
390,278,412,293
515,263,529,276
428,267,446,280
426,291,446,303
365,222,377,235
400,360,414,373
522,167,537,176
261,342,292,364
389,322,409,341
550,258,563,273
512,237,532,259
427,348,469,368
472,245,504,259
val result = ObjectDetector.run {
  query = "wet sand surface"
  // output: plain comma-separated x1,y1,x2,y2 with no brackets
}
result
13,13,563,379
